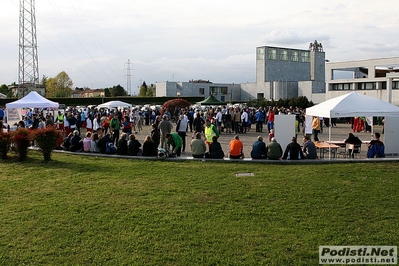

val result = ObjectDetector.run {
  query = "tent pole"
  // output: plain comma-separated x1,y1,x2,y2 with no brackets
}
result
328,118,331,160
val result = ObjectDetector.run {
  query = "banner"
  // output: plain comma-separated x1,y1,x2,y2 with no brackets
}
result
6,108,22,127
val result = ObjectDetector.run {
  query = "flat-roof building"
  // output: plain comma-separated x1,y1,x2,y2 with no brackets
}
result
326,57,399,105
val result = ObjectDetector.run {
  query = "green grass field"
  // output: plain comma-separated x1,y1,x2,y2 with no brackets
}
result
0,151,398,265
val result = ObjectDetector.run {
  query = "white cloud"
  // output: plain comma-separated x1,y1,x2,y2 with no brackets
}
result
1,0,399,89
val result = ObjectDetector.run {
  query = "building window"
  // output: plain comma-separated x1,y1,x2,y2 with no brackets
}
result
210,86,228,95
300,51,310,62
393,81,399,89
280,49,288,61
257,93,264,99
332,83,352,90
356,82,376,90
199,88,204,94
268,48,277,60
257,47,265,60
365,82,376,90
291,50,299,62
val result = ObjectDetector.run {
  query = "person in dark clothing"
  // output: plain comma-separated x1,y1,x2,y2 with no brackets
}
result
150,123,160,148
282,136,305,160
128,134,142,156
69,130,83,152
344,133,362,145
142,135,158,156
302,136,317,159
250,136,266,159
61,133,73,151
98,133,112,154
208,136,225,159
116,133,128,155
344,132,362,155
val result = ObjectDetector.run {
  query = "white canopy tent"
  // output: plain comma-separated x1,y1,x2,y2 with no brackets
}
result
97,100,132,109
5,91,60,128
306,92,399,158
306,92,399,118
6,91,59,109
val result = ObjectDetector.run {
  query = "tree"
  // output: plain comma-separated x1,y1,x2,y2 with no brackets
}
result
161,99,190,118
45,71,73,97
139,81,148,97
41,75,48,86
0,84,14,98
146,84,156,97
109,84,127,97
104,88,111,97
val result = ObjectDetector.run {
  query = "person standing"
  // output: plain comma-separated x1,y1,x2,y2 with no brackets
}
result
110,114,121,145
312,116,321,141
215,108,223,134
233,108,241,134
204,120,219,148
55,111,65,131
267,107,275,133
176,114,188,152
150,123,160,148
240,109,249,133
255,108,265,133
159,115,173,149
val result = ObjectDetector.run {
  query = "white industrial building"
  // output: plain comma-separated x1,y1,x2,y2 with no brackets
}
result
156,42,399,106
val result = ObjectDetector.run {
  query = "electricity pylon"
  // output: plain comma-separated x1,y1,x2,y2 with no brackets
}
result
18,0,39,98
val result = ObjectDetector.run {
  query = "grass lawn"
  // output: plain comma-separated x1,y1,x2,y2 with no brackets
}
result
0,151,398,265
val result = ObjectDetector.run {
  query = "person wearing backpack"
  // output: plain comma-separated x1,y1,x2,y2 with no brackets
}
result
98,133,112,154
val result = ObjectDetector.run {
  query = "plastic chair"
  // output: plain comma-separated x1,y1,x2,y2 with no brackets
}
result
347,144,356,158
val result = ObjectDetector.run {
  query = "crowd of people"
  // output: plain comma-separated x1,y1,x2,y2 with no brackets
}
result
0,104,386,160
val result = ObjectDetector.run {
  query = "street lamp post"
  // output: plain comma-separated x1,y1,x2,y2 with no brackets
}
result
177,91,181,99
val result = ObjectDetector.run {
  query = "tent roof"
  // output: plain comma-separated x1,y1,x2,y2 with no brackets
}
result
6,91,59,109
97,100,132,109
197,94,226,105
306,92,399,118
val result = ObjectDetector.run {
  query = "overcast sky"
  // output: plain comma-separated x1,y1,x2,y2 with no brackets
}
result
1,0,398,95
